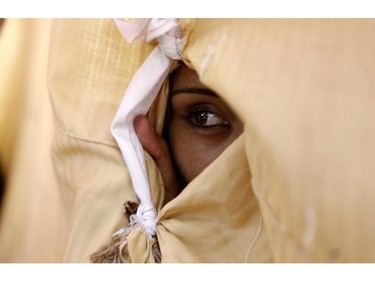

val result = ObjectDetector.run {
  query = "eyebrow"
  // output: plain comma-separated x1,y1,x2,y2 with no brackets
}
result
172,87,218,97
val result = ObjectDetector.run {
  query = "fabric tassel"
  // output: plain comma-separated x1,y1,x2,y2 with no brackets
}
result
90,201,161,263
90,231,131,263
90,201,139,263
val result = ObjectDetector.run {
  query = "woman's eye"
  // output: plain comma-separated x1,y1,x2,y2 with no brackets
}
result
188,109,229,128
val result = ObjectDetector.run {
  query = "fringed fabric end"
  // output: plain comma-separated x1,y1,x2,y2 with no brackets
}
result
90,201,162,263
151,236,161,263
90,231,131,263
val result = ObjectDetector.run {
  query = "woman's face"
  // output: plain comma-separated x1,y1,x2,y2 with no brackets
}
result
168,65,244,184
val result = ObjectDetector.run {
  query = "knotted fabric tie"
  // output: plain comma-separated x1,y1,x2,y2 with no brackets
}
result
111,18,184,238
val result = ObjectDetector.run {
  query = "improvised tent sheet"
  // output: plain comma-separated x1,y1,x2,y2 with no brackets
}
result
1,19,375,262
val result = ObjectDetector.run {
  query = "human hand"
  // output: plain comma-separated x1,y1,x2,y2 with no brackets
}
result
134,115,181,206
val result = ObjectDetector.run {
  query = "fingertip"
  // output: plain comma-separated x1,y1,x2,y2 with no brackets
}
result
133,115,147,129
134,115,161,157
134,115,152,137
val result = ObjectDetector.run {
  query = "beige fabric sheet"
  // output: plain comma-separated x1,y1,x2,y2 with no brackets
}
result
0,18,374,262
0,19,66,262
46,18,271,262
185,19,375,262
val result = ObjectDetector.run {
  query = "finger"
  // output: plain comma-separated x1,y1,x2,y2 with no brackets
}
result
134,115,180,205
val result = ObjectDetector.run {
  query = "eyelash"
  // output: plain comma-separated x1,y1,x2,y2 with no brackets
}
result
183,106,230,130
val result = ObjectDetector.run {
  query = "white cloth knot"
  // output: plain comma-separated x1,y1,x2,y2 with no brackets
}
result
114,18,184,60
132,201,157,236
112,18,184,239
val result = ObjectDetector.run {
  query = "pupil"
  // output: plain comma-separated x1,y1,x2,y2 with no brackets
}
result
196,112,208,125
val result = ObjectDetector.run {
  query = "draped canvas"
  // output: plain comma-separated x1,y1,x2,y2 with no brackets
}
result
1,18,374,262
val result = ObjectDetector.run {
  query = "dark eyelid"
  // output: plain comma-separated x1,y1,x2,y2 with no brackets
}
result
172,87,218,97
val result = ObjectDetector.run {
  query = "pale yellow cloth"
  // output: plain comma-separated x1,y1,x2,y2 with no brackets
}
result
185,19,375,262
1,18,375,262
47,18,271,262
0,19,66,262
